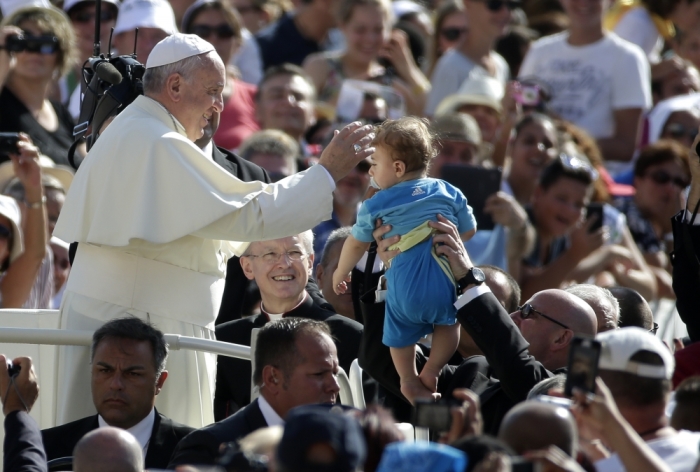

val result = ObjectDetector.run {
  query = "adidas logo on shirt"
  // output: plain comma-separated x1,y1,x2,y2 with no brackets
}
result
412,187,425,196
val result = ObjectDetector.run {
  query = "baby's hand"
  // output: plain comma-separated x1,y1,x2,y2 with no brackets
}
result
332,269,351,295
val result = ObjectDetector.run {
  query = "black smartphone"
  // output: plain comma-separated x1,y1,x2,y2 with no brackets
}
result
0,132,20,156
511,457,542,472
411,399,453,432
586,202,604,233
564,336,602,397
440,165,502,231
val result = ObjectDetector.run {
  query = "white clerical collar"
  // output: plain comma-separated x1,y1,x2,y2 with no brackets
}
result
98,408,155,459
257,394,284,427
260,291,308,320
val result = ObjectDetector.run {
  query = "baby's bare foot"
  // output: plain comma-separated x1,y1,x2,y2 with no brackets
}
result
401,378,441,405
419,367,440,393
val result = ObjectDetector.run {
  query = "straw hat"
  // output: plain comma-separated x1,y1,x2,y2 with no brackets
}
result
0,156,74,195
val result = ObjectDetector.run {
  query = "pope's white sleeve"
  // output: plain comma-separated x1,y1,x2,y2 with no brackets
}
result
192,164,334,241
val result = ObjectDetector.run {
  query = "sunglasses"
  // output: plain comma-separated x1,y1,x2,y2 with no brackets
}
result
518,303,571,330
664,123,698,141
473,0,521,11
190,24,237,39
0,224,12,240
559,153,599,181
4,34,60,55
646,170,688,189
356,160,371,173
649,322,659,335
440,27,467,41
70,10,117,23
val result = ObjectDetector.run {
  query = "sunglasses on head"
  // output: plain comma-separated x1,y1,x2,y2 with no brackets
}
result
70,9,117,23
440,27,467,41
559,153,599,181
649,322,659,335
190,24,236,39
518,303,571,330
664,123,698,141
0,224,12,240
474,0,521,11
646,170,688,189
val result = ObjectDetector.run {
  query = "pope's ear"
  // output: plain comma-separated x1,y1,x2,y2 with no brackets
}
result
165,73,184,102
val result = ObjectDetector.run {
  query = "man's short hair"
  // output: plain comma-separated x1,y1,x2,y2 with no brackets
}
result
634,140,690,180
242,230,314,258
143,53,209,95
91,317,169,377
319,227,352,269
256,63,316,101
253,317,331,386
608,286,654,330
479,265,521,313
238,129,299,172
565,284,619,331
527,374,567,399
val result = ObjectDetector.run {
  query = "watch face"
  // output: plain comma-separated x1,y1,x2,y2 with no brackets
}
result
472,268,486,283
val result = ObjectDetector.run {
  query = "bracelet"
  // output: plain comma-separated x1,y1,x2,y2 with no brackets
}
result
25,196,46,209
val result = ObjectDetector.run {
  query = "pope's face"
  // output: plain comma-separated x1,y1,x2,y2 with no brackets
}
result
179,53,226,141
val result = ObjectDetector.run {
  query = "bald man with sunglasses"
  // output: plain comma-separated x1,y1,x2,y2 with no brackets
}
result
360,216,597,435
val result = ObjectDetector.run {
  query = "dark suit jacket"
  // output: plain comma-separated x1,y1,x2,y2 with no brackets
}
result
359,289,557,435
671,210,700,342
41,409,194,470
168,398,268,467
4,411,46,472
214,295,363,420
213,146,271,325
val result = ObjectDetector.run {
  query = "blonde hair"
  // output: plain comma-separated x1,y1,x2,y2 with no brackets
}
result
336,0,394,24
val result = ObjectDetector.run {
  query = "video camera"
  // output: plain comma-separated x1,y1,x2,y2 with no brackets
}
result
67,0,145,169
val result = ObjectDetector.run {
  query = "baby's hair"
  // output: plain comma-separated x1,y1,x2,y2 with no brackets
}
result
371,116,438,173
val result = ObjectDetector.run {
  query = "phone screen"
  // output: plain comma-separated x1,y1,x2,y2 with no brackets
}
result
564,336,601,397
412,400,453,432
586,203,604,233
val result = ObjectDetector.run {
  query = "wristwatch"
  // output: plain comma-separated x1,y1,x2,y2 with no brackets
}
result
457,267,486,294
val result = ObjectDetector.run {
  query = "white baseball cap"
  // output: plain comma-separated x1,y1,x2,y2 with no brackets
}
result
0,0,50,16
146,33,215,68
597,327,675,380
0,195,23,263
114,0,177,35
62,0,120,13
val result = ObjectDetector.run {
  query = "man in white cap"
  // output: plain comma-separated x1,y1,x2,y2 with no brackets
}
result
113,0,178,65
53,33,374,428
591,327,700,472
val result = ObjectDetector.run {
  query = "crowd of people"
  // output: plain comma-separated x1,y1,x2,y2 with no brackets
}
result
0,0,700,470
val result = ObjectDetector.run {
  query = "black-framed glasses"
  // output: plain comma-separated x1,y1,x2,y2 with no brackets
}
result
559,153,599,181
440,27,467,41
246,250,307,264
190,24,237,39
473,0,521,11
518,304,571,330
649,322,659,335
646,170,689,189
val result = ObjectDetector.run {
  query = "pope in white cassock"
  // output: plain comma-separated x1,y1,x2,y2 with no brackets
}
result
52,34,375,427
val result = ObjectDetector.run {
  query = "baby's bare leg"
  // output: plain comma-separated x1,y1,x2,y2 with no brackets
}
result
391,345,441,405
419,323,460,393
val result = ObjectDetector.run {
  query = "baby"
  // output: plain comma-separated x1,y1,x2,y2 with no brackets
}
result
333,116,476,404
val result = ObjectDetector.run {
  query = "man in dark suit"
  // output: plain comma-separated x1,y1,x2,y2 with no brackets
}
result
1,355,46,472
214,231,363,420
169,318,340,467
41,318,193,470
360,217,597,435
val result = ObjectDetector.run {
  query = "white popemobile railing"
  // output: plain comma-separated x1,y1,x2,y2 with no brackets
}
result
0,309,426,471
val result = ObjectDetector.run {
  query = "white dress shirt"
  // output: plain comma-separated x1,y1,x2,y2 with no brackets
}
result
257,395,284,427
